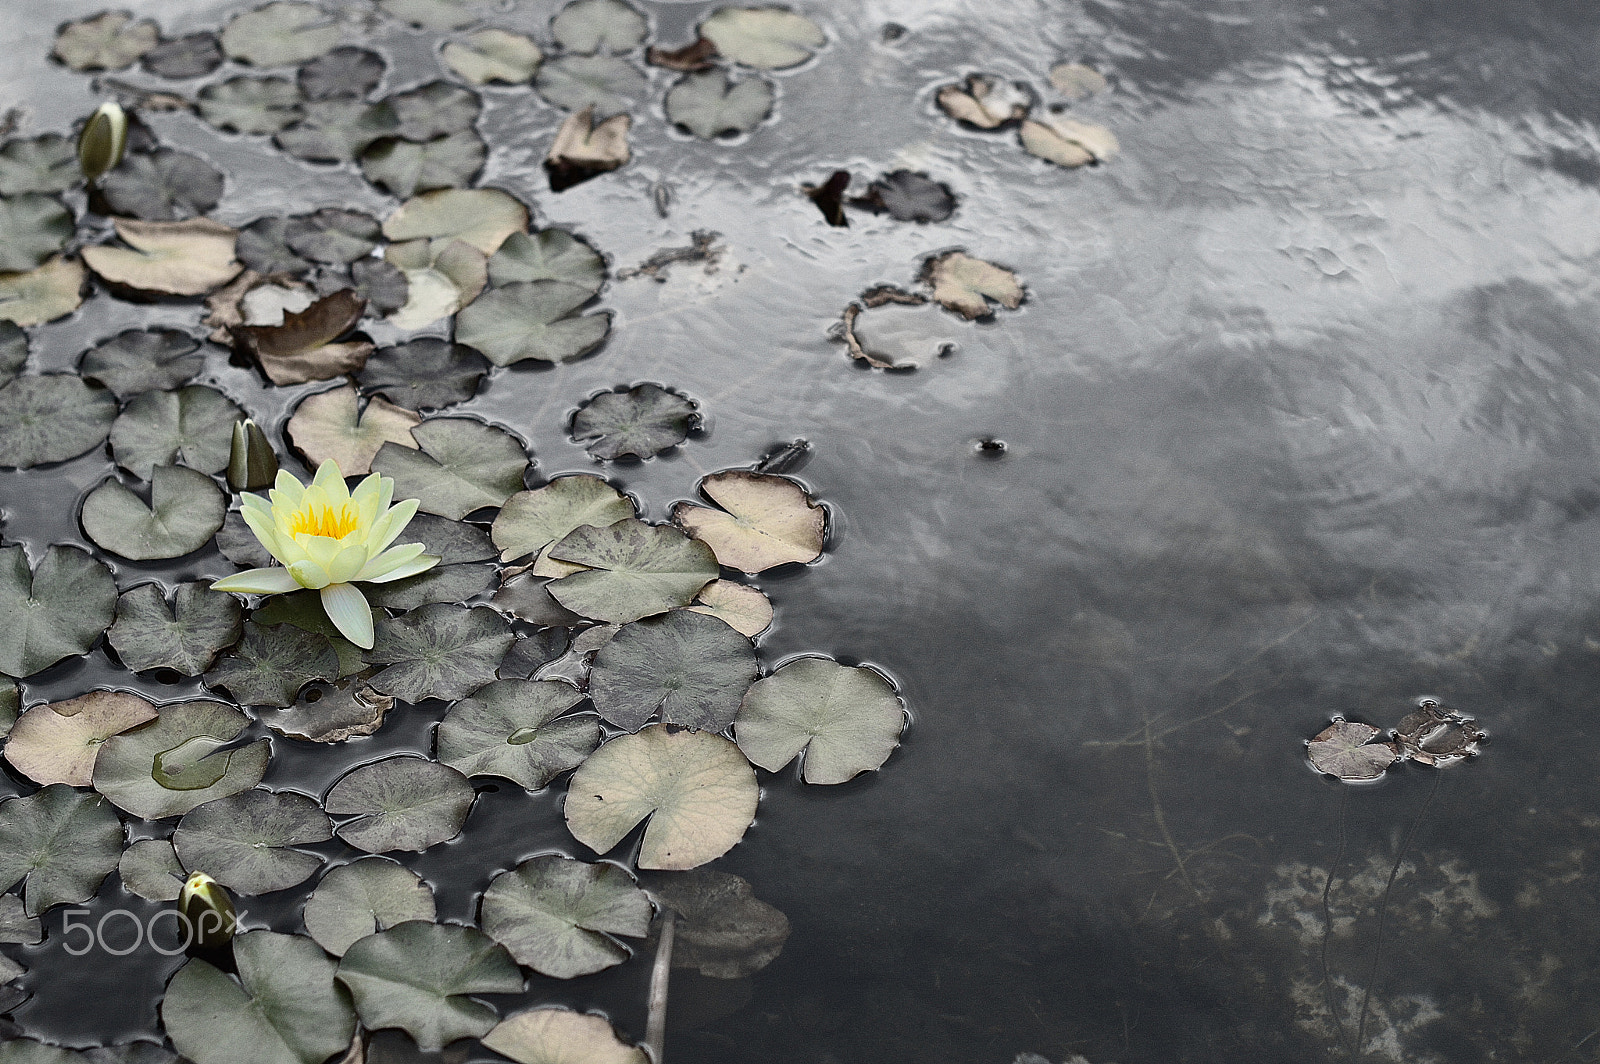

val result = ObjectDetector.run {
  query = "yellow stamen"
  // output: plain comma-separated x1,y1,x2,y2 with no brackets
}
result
288,501,359,539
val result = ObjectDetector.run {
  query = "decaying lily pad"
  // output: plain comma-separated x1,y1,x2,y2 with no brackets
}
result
734,656,905,783
232,289,371,385
642,867,790,977
547,518,718,623
699,7,824,70
1019,114,1118,168
936,74,1032,129
483,1008,647,1064
1305,719,1399,782
0,544,117,678
287,384,420,475
589,611,757,731
172,788,332,894
0,785,122,916
672,470,825,573
545,107,631,191
326,756,476,853
0,374,116,467
93,699,271,818
1049,61,1108,100
261,679,394,743
443,29,542,85
688,580,772,638
303,857,436,956
437,679,598,789
480,854,652,978
664,71,773,139
371,417,528,519
922,250,1024,319
4,691,159,788
0,256,85,326
83,217,242,296
852,170,956,223
109,582,243,675
384,237,487,329
571,383,696,460
1393,701,1486,767
80,465,227,561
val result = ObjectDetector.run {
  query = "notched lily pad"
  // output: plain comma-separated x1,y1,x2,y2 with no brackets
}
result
0,374,116,468
492,474,635,563
361,130,487,197
261,678,394,743
285,208,381,263
552,0,649,55
0,785,122,916
734,657,906,783
642,867,789,977
300,46,386,100
81,465,227,561
371,417,528,519
456,279,611,366
83,217,242,296
589,611,757,732
547,518,717,623
237,216,314,275
672,470,825,573
385,237,487,329
54,12,159,72
0,134,79,196
1306,719,1398,781
173,788,332,895
232,289,371,385
110,385,243,479
688,580,772,638
489,228,605,293
276,98,400,163
1392,701,1486,768
222,2,342,67
664,71,773,139
698,7,824,70
0,544,117,678
480,855,652,978
0,256,86,326
383,187,528,254
4,691,159,788
359,338,488,410
94,699,271,819
108,582,243,675
852,170,956,223
199,77,305,135
483,1009,647,1064
534,55,647,116
442,30,542,85
922,250,1023,319
936,74,1032,129
205,620,341,708
303,857,436,956
437,678,597,789
364,603,514,701
142,32,225,79
0,195,73,274
118,837,186,901
571,383,696,460
80,328,204,397
325,756,476,852
287,384,420,476
99,149,226,222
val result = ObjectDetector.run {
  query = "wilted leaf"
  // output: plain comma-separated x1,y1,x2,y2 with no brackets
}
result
53,12,158,72
483,1009,647,1064
936,74,1031,129
589,611,756,731
111,385,242,479
364,603,514,701
571,383,695,460
437,678,598,788
118,837,186,902
303,857,436,956
276,98,400,163
647,38,719,73
1392,702,1486,768
371,417,528,519
84,217,242,296
547,519,717,623
142,32,225,79
545,107,630,191
699,7,823,70
642,868,789,977
1049,61,1108,100
222,2,342,67
4,691,158,788
358,338,488,410
1306,719,1399,781
109,582,243,675
81,466,227,561
443,30,542,85
361,130,487,197
94,699,271,818
383,188,528,254
99,149,225,221
1019,115,1117,168
664,72,772,138
300,46,386,99
688,580,772,638
287,384,420,475
672,470,824,573
922,250,1023,319
0,256,85,326
481,855,651,978
0,134,78,196
0,545,116,678
205,620,341,707
0,785,122,915
534,56,646,116
326,757,475,853
455,280,611,366
0,374,116,467
734,657,905,783
0,195,73,274
384,238,487,329
233,289,371,385
199,77,305,134
174,789,332,894
261,678,393,742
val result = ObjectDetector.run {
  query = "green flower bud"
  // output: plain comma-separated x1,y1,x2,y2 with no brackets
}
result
77,102,128,186
179,871,237,951
227,419,278,492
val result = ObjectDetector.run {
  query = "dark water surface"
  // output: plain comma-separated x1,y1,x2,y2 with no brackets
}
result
5,0,1600,1061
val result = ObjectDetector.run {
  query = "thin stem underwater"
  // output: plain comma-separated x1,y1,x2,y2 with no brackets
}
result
646,910,677,1063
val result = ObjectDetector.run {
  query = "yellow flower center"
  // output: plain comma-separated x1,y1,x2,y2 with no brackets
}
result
288,501,360,539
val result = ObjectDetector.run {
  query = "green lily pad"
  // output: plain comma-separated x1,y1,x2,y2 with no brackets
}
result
380,0,478,30
198,77,305,135
589,611,756,731
110,385,242,479
0,256,85,327
358,338,488,410
734,657,905,783
640,867,789,977
53,11,159,72
142,31,225,79
299,47,386,100
205,620,341,708
492,474,635,563
699,7,824,70
534,55,646,115
163,931,357,1064
4,691,158,788
442,30,542,85
436,678,598,788
325,756,475,852
364,560,496,610
383,187,528,254
0,785,122,916
286,384,420,476
481,855,651,978
118,838,186,902
0,544,117,678
498,631,571,680
237,216,314,275
371,417,528,519
571,384,696,460
93,699,271,819
276,98,400,163
222,2,342,67
546,518,717,624
403,512,499,563
81,466,227,561
483,1009,647,1064
173,789,332,895
672,470,824,573
108,583,242,676
0,135,78,196
303,857,436,956
392,81,482,140
99,149,225,222
455,280,611,366
664,71,773,138
493,571,587,627
260,678,393,742
0,374,116,468
215,512,278,569
0,195,72,274
250,592,372,678
552,0,649,54
285,208,381,263
360,131,487,197
565,725,758,870
336,921,522,1050
79,328,205,398
363,603,513,701
487,229,605,293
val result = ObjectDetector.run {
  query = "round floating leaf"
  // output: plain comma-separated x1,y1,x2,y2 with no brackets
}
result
285,208,381,263
109,583,244,676
1306,720,1399,781
206,620,341,708
336,921,522,1050
142,32,225,79
534,55,646,115
0,135,78,196
590,612,755,732
0,325,18,388
94,700,271,819
735,657,904,783
53,11,158,72
118,837,185,902
392,81,482,141
199,77,305,135
481,855,651,978
664,71,772,138
498,632,571,680
383,188,528,254
299,46,386,100
924,250,1023,319
380,0,475,30
547,519,717,624
0,374,116,468
222,3,342,67
672,470,824,573
552,0,648,54
359,338,487,410
437,679,598,788
572,384,695,460
173,789,332,895
4,691,158,788
384,237,487,330
0,785,122,916
0,195,72,274
488,229,605,293
483,1009,647,1064
641,867,789,977
83,217,242,296
360,131,486,197
0,544,116,678
405,512,498,563
236,216,314,275
858,170,956,223
443,30,542,85
565,725,757,870
326,757,475,853
0,256,85,326
111,385,243,479
455,280,611,366
287,384,420,476
371,417,528,519
364,603,513,701
261,678,393,742
276,98,400,163
303,857,436,956
82,466,227,561
1019,114,1117,167
99,149,225,222
492,474,634,563
699,7,824,70
688,580,771,638
80,328,205,398
163,930,356,1064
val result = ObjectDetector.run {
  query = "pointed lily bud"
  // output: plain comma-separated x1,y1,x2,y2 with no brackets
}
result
179,871,237,951
227,418,278,492
77,102,128,185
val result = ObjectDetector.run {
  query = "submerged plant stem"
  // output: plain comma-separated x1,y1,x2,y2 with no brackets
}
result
1321,785,1351,1054
647,910,676,1063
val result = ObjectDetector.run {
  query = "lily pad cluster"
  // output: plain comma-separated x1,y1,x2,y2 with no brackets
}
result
1305,701,1485,782
936,64,1119,170
836,252,1027,369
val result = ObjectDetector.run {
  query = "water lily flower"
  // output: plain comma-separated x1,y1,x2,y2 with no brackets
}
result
211,460,438,650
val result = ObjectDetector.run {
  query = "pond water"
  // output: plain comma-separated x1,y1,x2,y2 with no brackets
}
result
4,0,1600,1062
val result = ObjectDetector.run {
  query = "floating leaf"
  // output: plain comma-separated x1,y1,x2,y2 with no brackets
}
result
935,74,1031,129
142,32,225,79
437,678,598,788
94,700,271,819
481,855,651,978
364,603,514,701
664,71,772,138
109,583,243,675
853,170,956,223
287,384,420,476
922,250,1023,319
205,620,341,708
0,326,17,388
735,657,904,783
79,328,204,398
589,611,756,731
53,12,158,72
326,757,475,852
111,385,243,479
642,867,789,977
163,931,357,1064
1392,702,1486,768
285,208,381,263
0,134,78,195
99,149,225,221
385,237,487,329
84,217,242,296
1019,115,1117,168
173,789,331,894
572,384,695,460
0,544,116,678
364,560,495,610
0,195,72,274
118,838,185,902
361,130,487,197
547,519,717,623
688,580,771,638
534,56,647,116
493,571,587,627
303,858,436,956
252,590,374,678
383,188,527,254
488,229,605,293
0,786,122,916
336,921,522,1050
276,98,400,163
391,81,482,141
565,725,757,870
4,691,158,788
380,0,477,29
222,2,342,67
455,280,611,366
0,683,15,738
483,1009,647,1064
0,257,85,326
498,630,572,679
359,338,488,410
81,466,227,561
237,216,314,274
0,374,116,468
300,46,386,100
233,289,372,385
1049,62,1108,100
698,7,824,70
443,30,542,85
672,470,824,573
404,512,498,564
552,0,648,54
545,107,630,191
372,417,528,519
261,678,393,742
216,511,278,569
492,474,634,563
1306,719,1398,781
199,77,305,135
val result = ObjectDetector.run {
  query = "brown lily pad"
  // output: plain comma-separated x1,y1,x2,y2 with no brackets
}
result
82,217,243,296
546,106,631,192
1306,719,1398,781
232,289,372,385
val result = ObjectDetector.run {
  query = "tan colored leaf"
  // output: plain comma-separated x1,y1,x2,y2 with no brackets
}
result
548,106,631,172
382,188,529,255
384,238,487,330
923,251,1023,320
4,691,158,787
1049,62,1108,100
442,29,542,85
1019,115,1118,168
483,1008,647,1064
82,218,243,296
935,74,1030,129
287,384,421,475
672,470,824,574
233,289,372,385
1306,720,1398,781
0,256,86,326
688,580,772,638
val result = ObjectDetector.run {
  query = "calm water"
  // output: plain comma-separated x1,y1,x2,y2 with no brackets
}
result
4,0,1600,1061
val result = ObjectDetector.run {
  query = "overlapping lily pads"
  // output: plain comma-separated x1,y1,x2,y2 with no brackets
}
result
361,130,487,197
81,466,227,561
4,691,158,788
480,855,652,978
488,229,606,292
299,47,386,100
286,384,420,475
437,679,598,788
80,329,205,398
93,699,271,819
142,32,225,79
232,289,371,385
456,279,612,366
99,150,226,222
384,237,486,329
383,188,527,254
84,217,242,296
110,385,242,478
109,583,243,675
546,518,717,623
276,98,400,163
303,857,436,956
588,611,757,731
492,474,635,562
371,417,528,519
0,135,77,196
0,544,117,678
0,785,122,915
734,657,905,783
0,195,72,274
483,1009,647,1064
205,620,341,707
172,789,332,894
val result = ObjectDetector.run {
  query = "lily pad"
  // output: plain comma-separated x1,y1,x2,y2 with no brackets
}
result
93,699,271,819
364,560,495,610
303,858,436,956
854,170,956,223
359,338,488,410
0,374,116,468
216,512,278,569
0,257,86,326
455,280,611,366
688,580,771,638
299,47,386,100
163,931,356,1064
287,384,420,476
0,325,24,387
1306,719,1398,781
481,855,651,978
99,149,225,222
199,77,305,135
405,512,499,564
0,135,78,196
232,289,371,385
380,0,477,30
364,603,514,701
383,187,528,254
205,621,341,708
0,195,72,274
385,237,487,329
664,71,773,138
641,867,789,977
436,679,598,788
0,545,116,678
261,678,393,742
222,3,342,67
552,0,648,54
923,250,1024,319
81,466,227,561
935,74,1032,129
589,611,756,731
488,229,605,293
1049,62,1108,100
0,785,122,916
534,56,647,116
237,217,314,275
110,385,243,479
392,81,482,141
493,571,587,627
251,591,373,678
0,683,15,737
735,657,905,783
1019,115,1118,168
372,417,528,519
53,12,158,72
142,32,225,79
1392,701,1485,767
284,209,381,263
336,921,522,1050
173,789,332,894
498,630,572,679
698,7,824,70
492,474,635,563
117,838,185,902
545,108,631,191
672,470,824,573
442,30,542,85
360,131,486,197
325,757,475,852
483,1009,647,1064
84,217,242,296
572,384,696,460
109,583,243,675
79,328,205,398
547,519,717,623
4,691,159,788
565,725,758,870
276,98,400,163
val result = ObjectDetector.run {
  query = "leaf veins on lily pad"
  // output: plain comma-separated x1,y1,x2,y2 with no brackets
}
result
109,582,242,675
300,46,386,100
547,518,718,623
232,289,372,385
4,691,158,788
455,279,612,366
436,678,598,789
110,385,243,479
734,657,906,784
173,788,332,895
492,474,635,563
205,620,341,707
572,383,696,460
93,699,271,819
0,544,117,678
83,217,243,296
672,470,824,573
480,854,652,978
326,756,475,853
364,603,514,701
79,328,205,398
81,466,227,561
1305,719,1399,781
0,785,122,916
0,374,116,468
358,338,488,410
303,857,436,956
371,417,529,519
589,611,756,732
99,149,226,222
489,228,606,293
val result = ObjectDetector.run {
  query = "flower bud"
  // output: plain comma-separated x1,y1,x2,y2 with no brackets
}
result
77,102,128,185
227,419,278,492
179,871,237,951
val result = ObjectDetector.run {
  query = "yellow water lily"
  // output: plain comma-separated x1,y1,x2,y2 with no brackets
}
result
211,460,439,650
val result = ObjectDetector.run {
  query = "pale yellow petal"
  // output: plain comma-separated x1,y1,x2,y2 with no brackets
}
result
362,552,440,584
355,541,426,581
369,497,420,555
211,567,302,594
288,558,331,589
312,459,348,502
320,583,374,649
325,543,369,584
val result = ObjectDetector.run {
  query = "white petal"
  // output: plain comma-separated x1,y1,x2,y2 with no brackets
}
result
271,469,305,507
320,583,374,649
326,543,369,584
355,541,425,581
363,552,441,584
370,498,421,554
211,567,302,594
